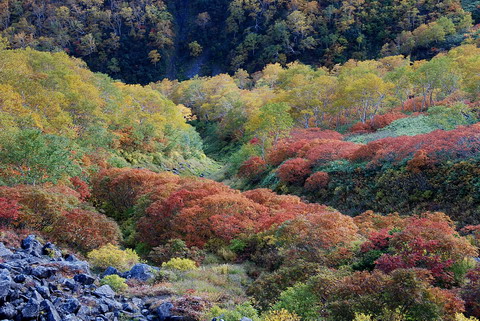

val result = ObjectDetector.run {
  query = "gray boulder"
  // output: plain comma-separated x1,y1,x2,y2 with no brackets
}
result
21,235,43,257
73,273,95,285
94,285,116,298
156,302,174,321
40,299,62,321
22,298,40,319
125,263,158,282
0,243,12,257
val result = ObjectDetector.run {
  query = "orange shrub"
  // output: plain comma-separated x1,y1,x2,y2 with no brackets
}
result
238,156,267,178
277,158,312,184
304,172,329,191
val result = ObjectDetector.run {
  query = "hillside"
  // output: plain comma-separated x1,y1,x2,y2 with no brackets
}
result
1,4,480,320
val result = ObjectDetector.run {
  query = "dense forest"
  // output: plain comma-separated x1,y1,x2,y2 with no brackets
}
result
0,0,479,82
2,0,480,320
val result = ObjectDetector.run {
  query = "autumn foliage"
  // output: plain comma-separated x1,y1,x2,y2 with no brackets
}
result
304,172,330,191
277,158,312,184
0,197,20,226
0,184,120,252
238,156,267,179
350,124,480,165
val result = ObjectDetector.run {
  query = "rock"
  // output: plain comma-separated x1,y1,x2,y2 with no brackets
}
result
22,298,40,319
102,266,121,278
125,263,158,282
62,278,77,291
21,235,43,257
73,273,95,285
36,285,51,299
123,301,141,313
0,303,15,318
63,315,82,321
0,269,12,300
94,285,116,298
31,266,57,279
0,243,12,257
29,290,44,302
61,298,80,314
156,302,174,321
64,254,78,262
101,298,123,311
77,305,93,318
14,274,26,283
54,260,90,274
40,300,62,321
241,318,253,321
42,243,62,258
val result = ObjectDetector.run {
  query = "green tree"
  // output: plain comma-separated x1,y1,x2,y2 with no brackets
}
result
245,102,293,157
0,129,81,186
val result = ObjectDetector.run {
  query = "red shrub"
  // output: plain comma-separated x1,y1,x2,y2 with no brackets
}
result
171,193,269,246
266,139,311,166
298,139,361,164
406,149,433,173
277,158,312,184
92,168,180,212
267,129,343,166
243,188,303,210
304,172,329,191
350,124,480,165
371,112,408,130
353,211,406,237
70,176,91,201
53,209,121,252
349,122,374,133
0,197,21,226
238,156,267,178
375,212,477,284
463,266,480,317
278,209,360,249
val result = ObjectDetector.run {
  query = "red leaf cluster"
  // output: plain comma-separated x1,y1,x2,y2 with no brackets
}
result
0,197,21,226
304,171,329,191
238,156,267,178
70,176,91,201
267,129,344,166
350,112,409,133
350,124,480,165
277,158,312,184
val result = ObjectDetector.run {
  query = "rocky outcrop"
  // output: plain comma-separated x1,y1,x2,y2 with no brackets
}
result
0,235,185,321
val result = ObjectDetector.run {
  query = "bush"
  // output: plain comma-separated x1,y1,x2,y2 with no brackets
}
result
207,302,259,321
149,239,205,265
262,309,300,321
153,269,178,282
87,244,139,272
304,172,329,191
162,258,198,271
100,275,128,292
0,197,20,226
455,314,479,321
272,283,320,320
277,158,312,184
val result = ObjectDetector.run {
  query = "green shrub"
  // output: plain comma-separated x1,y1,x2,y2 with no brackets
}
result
100,275,128,292
162,258,198,271
354,314,373,321
262,309,300,321
427,103,478,130
87,244,139,272
272,283,320,321
153,269,178,282
149,239,205,265
207,302,259,321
